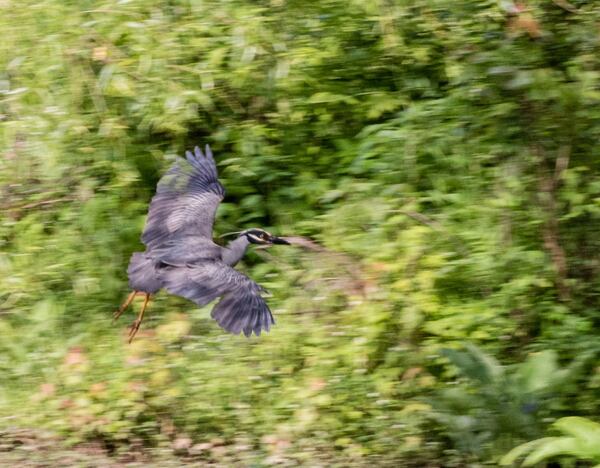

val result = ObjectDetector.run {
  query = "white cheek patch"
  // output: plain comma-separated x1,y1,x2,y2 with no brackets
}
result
249,234,268,244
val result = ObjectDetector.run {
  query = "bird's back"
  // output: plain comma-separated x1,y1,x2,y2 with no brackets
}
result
127,236,222,293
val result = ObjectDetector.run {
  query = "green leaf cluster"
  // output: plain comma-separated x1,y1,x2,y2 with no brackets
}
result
432,343,595,460
501,417,600,467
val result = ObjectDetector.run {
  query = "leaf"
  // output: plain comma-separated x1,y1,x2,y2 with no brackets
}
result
442,343,503,385
522,437,584,466
499,437,554,466
515,350,560,394
501,418,600,466
106,75,135,97
307,92,358,105
553,417,600,450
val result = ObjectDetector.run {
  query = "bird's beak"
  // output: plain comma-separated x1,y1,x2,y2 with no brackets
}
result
271,236,290,245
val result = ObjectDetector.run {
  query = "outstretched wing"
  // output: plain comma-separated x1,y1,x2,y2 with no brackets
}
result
157,261,275,337
142,145,225,250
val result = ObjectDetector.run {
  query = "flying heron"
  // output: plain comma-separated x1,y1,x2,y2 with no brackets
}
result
115,145,290,341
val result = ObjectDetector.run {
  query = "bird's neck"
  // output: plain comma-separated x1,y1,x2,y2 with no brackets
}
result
221,235,250,266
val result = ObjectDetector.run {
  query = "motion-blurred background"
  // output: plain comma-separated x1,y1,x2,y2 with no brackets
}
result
1,1,599,466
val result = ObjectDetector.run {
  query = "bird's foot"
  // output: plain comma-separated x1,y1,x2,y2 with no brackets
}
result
113,308,125,322
128,319,143,343
114,290,137,322
127,293,150,343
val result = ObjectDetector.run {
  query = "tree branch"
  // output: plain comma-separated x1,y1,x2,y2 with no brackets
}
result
535,145,570,300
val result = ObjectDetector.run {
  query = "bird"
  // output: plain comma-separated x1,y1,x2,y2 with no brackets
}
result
114,145,290,342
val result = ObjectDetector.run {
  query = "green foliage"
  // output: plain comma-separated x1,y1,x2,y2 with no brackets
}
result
1,0,599,464
501,417,600,467
431,343,594,460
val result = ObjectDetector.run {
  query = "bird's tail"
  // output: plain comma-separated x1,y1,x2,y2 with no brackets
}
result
127,252,162,293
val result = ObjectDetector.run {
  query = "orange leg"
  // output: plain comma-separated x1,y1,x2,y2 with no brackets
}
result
128,293,150,343
113,290,137,322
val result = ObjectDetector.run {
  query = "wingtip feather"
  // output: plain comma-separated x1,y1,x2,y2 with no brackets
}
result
194,146,204,158
212,291,274,338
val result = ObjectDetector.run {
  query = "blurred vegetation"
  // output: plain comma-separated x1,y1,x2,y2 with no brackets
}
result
501,416,600,467
1,0,599,465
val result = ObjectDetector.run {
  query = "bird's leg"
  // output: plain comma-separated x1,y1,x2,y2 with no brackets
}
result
128,293,150,343
114,290,137,322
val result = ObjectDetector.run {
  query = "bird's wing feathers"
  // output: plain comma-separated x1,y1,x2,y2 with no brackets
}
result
142,145,225,249
158,261,275,337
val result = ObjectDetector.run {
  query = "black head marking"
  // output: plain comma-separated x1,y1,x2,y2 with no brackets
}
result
242,229,289,245
244,228,272,245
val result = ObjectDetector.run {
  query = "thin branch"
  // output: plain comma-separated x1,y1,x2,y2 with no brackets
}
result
534,145,570,300
258,235,370,297
3,197,76,216
279,236,327,252
552,0,579,13
554,144,571,184
392,210,445,232
81,9,144,18
391,209,469,256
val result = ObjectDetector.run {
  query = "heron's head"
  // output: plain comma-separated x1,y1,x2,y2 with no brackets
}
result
242,228,290,246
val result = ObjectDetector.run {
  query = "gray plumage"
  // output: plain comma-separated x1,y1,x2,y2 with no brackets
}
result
221,235,251,267
125,145,288,337
142,145,224,249
127,252,162,293
158,261,274,337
